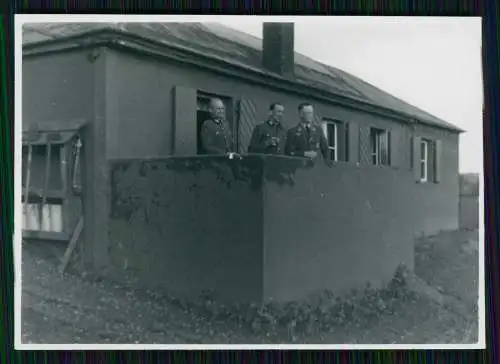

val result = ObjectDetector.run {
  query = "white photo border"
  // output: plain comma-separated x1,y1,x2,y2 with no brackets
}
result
14,14,486,350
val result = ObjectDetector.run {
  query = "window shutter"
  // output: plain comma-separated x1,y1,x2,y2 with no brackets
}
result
434,139,442,183
408,130,413,170
238,97,259,154
337,122,346,162
172,86,197,156
413,136,421,182
426,141,433,182
359,126,371,164
387,130,392,166
321,121,328,139
347,121,359,164
389,127,405,169
379,130,390,165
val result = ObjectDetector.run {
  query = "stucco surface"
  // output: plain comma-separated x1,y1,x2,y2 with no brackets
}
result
108,156,264,302
262,157,417,301
108,155,421,303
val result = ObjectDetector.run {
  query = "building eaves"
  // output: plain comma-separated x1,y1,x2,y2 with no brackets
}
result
22,24,465,133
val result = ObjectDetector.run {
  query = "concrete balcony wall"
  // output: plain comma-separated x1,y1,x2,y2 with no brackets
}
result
108,156,265,303
261,157,416,302
108,155,424,304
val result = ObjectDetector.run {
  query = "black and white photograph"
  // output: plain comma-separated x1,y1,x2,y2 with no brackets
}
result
15,15,484,348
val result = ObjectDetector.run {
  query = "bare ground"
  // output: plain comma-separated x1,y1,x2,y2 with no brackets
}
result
20,229,480,345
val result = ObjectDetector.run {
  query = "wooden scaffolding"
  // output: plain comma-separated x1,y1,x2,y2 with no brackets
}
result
22,119,86,245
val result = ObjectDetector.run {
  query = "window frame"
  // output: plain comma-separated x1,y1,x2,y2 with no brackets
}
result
420,139,429,182
196,91,235,153
196,91,234,130
371,129,380,165
197,96,212,112
321,119,339,162
370,127,390,166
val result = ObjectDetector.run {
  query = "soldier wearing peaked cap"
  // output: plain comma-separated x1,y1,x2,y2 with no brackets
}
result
248,102,286,155
284,102,332,166
200,98,235,155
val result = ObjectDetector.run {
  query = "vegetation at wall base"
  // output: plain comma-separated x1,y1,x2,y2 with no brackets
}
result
21,229,479,344
163,264,417,341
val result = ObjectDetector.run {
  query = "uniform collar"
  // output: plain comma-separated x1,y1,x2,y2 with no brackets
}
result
299,121,314,130
267,119,281,127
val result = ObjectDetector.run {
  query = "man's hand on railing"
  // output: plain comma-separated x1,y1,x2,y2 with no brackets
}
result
227,152,242,160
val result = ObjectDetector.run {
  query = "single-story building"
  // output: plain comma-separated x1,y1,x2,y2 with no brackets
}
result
459,173,480,230
21,22,463,303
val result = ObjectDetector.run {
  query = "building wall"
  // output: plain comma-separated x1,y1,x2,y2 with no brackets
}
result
107,155,421,303
459,196,479,230
107,156,265,303
103,49,413,165
21,47,460,259
459,174,480,230
104,48,459,236
413,124,460,235
22,47,457,203
22,51,92,234
262,156,417,302
22,49,109,266
22,51,94,128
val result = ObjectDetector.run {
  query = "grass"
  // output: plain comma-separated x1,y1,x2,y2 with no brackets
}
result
20,228,479,344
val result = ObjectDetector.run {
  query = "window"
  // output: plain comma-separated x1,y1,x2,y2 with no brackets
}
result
196,92,233,154
418,138,441,183
321,120,338,161
420,139,429,182
370,128,390,166
196,92,232,122
412,136,441,184
197,95,212,112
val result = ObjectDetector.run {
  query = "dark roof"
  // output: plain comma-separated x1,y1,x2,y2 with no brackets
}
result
22,22,462,132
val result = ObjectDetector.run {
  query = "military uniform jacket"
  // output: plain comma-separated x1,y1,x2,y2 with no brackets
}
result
247,120,285,154
200,118,234,155
284,122,330,160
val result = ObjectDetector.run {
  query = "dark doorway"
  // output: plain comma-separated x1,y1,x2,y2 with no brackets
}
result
196,92,234,155
197,109,211,154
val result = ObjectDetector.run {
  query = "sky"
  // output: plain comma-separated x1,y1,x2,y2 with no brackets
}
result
216,17,483,173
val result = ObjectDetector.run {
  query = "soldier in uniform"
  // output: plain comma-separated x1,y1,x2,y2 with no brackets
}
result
200,98,235,155
284,102,332,166
247,102,286,154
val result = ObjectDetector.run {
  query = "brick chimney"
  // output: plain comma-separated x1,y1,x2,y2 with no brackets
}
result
262,22,295,78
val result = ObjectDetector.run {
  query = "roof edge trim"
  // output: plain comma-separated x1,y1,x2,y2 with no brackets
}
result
22,30,464,133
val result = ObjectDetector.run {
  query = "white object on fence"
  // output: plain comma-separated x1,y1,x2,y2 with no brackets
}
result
24,204,40,231
23,203,62,232
49,204,62,232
